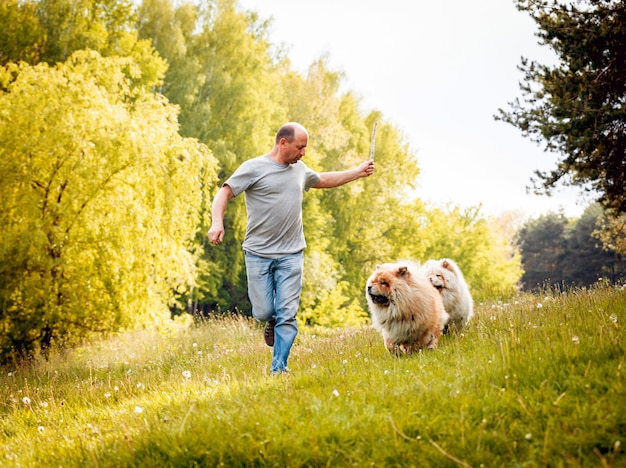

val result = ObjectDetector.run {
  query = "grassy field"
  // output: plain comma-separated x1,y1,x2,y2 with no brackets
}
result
1,285,624,467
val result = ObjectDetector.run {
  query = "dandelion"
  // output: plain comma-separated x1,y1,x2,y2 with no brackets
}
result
572,335,580,344
37,426,45,433
7,372,12,377
114,386,119,392
332,389,340,397
39,401,48,408
536,303,543,309
134,406,143,414
525,433,532,440
192,342,198,348
104,392,111,398
342,359,348,365
610,314,618,324
182,370,191,379
136,383,145,390
22,397,31,406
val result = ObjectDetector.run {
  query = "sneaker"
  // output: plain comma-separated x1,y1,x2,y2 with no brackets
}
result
264,320,276,347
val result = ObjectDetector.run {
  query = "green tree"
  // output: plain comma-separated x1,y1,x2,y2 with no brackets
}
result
516,212,569,290
0,0,45,64
0,51,216,361
0,0,166,89
593,213,626,275
415,205,522,300
562,204,617,285
137,0,288,314
497,0,626,214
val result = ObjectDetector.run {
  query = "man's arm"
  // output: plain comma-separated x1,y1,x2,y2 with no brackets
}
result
313,160,375,189
208,184,235,245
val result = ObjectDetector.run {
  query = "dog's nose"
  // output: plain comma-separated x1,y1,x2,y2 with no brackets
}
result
367,286,372,294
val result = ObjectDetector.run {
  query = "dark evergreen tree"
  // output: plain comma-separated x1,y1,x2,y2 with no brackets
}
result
516,213,568,290
562,205,617,285
497,1,626,214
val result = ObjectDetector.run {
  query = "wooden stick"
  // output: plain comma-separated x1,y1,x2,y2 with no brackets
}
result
369,121,378,160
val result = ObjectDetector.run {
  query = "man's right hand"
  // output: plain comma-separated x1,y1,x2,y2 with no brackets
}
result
208,225,224,245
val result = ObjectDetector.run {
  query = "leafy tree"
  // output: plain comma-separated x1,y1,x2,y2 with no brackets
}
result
497,0,626,214
0,51,216,361
0,0,166,89
137,0,287,314
415,205,522,300
515,206,625,290
0,0,45,64
562,204,616,285
593,213,626,273
515,212,568,290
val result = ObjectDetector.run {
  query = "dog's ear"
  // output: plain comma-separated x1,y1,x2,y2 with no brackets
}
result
397,266,408,277
442,260,454,272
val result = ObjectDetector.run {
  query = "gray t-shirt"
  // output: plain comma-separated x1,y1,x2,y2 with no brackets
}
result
225,155,321,258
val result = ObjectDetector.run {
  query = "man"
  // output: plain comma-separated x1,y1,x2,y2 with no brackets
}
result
208,122,375,375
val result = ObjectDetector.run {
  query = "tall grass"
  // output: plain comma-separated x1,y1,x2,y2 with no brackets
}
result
1,285,624,467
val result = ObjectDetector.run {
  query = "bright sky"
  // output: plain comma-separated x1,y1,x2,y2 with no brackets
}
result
238,0,590,219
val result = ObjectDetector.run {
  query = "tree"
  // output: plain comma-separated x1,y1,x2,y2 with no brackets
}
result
497,0,626,214
137,0,288,314
593,213,626,271
0,0,45,64
562,204,617,285
415,205,522,300
0,51,216,361
0,0,166,89
516,212,568,290
515,206,624,290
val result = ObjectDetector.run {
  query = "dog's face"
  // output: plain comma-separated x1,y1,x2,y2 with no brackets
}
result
424,260,456,293
366,264,409,306
427,271,446,291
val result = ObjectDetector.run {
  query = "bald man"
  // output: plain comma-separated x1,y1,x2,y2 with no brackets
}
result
209,122,375,375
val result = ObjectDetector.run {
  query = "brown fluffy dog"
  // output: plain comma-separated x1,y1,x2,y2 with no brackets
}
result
366,262,448,355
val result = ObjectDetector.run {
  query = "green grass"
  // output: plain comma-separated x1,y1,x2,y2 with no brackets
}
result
1,285,625,467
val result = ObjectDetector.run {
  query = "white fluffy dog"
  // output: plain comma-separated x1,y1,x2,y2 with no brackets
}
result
421,258,474,332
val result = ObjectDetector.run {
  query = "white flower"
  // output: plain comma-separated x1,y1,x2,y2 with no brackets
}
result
22,397,31,405
610,314,618,324
536,303,543,309
332,389,340,397
525,433,532,440
39,401,48,408
134,406,143,414
182,370,191,379
37,426,45,433
572,335,580,344
104,392,111,398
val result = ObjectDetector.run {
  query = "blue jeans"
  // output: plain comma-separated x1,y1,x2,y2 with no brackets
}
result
244,251,304,374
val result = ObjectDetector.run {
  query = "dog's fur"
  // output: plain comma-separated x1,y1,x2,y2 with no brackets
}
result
421,258,474,331
366,261,448,354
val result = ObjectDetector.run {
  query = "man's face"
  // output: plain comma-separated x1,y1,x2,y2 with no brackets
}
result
281,130,308,164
